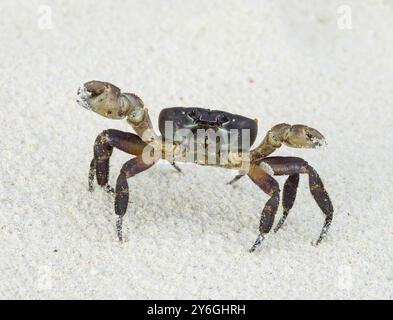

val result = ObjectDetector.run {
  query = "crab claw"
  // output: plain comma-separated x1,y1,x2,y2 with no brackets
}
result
284,125,326,149
76,81,130,119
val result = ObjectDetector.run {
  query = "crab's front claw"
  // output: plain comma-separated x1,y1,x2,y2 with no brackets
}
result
284,125,326,149
76,81,130,119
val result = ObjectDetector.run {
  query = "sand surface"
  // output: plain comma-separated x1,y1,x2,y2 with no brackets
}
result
1,0,392,299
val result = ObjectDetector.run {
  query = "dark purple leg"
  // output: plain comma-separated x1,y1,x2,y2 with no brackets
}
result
261,156,334,245
227,173,245,185
247,165,280,252
89,129,147,192
274,174,299,232
114,156,156,241
171,162,182,173
307,165,334,244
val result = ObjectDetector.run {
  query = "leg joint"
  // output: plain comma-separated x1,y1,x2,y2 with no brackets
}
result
270,184,280,196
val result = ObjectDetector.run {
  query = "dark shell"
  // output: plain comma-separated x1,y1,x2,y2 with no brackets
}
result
158,107,258,151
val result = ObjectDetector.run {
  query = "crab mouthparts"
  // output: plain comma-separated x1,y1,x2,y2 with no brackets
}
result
76,84,92,110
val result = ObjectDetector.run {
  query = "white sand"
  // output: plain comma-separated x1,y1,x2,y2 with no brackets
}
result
1,0,392,299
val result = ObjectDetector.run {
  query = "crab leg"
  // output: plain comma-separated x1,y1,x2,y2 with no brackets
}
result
261,156,334,245
171,162,182,173
247,164,280,252
114,155,156,241
273,173,299,232
89,129,147,192
227,173,246,185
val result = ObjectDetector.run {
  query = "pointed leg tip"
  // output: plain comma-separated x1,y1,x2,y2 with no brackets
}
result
315,226,330,246
249,244,259,253
315,238,323,246
274,213,288,233
249,234,264,253
249,245,258,253
116,216,123,242
311,238,323,246
171,163,182,173
88,180,94,192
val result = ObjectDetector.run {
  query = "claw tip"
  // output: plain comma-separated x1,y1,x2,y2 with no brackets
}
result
76,84,92,110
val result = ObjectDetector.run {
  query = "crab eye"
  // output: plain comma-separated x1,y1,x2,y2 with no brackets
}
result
187,109,201,121
216,114,230,125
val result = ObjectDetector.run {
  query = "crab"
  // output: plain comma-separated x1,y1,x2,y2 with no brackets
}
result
76,81,333,252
